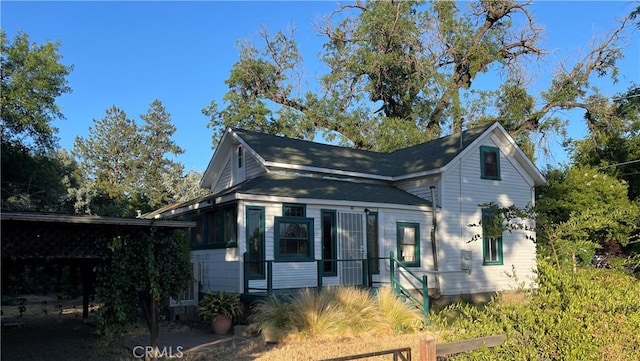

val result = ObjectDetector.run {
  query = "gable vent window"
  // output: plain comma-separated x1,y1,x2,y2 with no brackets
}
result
238,146,243,168
480,146,501,180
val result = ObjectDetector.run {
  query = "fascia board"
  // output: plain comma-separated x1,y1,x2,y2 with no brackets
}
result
493,124,546,186
200,128,235,189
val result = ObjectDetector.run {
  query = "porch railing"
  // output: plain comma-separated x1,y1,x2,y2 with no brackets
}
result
389,251,429,317
243,252,429,317
243,253,381,294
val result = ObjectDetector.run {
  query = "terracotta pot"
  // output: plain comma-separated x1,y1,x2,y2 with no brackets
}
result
211,315,232,334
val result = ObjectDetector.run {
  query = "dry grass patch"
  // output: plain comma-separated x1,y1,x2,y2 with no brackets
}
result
197,332,440,361
250,285,424,343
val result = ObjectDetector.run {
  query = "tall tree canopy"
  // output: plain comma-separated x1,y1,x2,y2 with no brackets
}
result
205,0,632,157
0,30,72,152
0,31,76,212
73,106,142,216
139,100,185,209
569,86,640,201
72,101,200,216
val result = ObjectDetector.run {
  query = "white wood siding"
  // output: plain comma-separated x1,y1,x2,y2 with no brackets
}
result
192,249,240,293
212,156,232,193
438,135,537,295
395,175,441,206
380,208,434,291
245,152,265,179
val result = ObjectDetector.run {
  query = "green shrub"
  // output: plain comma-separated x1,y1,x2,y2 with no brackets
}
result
431,260,640,360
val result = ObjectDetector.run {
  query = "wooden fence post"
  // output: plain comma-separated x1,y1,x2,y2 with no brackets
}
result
419,335,436,361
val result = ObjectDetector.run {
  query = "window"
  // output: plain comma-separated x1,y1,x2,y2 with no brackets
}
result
480,146,501,180
170,262,197,307
283,203,306,217
366,211,379,274
189,204,237,249
321,210,337,276
246,206,265,279
275,216,314,261
238,146,243,168
222,206,237,246
190,217,206,248
482,208,503,265
397,222,420,267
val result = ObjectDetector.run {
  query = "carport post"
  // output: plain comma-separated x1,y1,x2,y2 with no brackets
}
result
81,263,92,322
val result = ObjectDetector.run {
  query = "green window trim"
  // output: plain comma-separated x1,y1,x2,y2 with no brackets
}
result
283,203,306,217
274,216,315,262
246,206,265,280
480,146,501,180
396,222,420,267
482,208,504,265
321,209,337,276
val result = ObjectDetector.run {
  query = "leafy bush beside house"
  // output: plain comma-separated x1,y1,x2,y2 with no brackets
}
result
432,260,640,360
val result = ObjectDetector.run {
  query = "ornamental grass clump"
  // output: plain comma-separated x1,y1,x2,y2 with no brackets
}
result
250,285,424,342
288,288,345,340
250,294,293,343
375,285,424,334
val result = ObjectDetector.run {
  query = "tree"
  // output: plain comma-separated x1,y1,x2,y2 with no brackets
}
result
536,166,639,269
569,86,640,201
1,144,80,212
0,30,72,152
0,31,77,212
73,106,142,216
96,228,193,353
139,100,185,210
72,102,201,216
205,0,632,157
161,167,209,204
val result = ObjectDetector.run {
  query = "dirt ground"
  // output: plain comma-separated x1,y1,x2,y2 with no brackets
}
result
1,294,127,361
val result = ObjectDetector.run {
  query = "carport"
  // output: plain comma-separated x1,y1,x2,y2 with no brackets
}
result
1,212,194,321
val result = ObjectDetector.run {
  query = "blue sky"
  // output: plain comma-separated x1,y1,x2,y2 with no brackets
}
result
2,1,639,172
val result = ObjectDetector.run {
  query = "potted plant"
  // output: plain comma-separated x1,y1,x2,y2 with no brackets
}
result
198,291,242,334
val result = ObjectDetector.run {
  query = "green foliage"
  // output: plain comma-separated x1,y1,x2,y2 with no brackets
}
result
207,0,630,156
198,291,242,320
95,229,192,340
73,106,141,209
467,202,535,243
0,30,72,152
72,100,197,216
569,86,640,202
1,143,80,212
0,31,80,213
431,260,640,360
536,166,639,264
138,99,185,210
249,285,422,342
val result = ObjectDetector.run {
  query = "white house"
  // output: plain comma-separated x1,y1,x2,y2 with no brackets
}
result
150,122,545,309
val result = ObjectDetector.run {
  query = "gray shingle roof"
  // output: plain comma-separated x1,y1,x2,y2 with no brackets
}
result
233,122,493,177
219,173,431,207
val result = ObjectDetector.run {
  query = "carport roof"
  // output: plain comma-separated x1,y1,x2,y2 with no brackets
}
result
1,212,195,259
